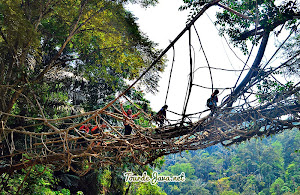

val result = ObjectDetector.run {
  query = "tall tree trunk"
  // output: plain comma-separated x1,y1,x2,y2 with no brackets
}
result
225,32,270,107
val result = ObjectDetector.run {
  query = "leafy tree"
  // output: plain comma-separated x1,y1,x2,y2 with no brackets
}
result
159,129,300,194
212,177,231,193
170,185,181,195
190,152,218,181
221,190,239,195
0,165,78,195
270,177,285,195
135,182,167,195
0,0,164,124
242,175,259,194
0,0,166,194
168,162,196,179
295,186,300,195
181,0,299,51
186,186,210,195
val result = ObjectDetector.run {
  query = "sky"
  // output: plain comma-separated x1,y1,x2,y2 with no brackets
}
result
125,0,289,122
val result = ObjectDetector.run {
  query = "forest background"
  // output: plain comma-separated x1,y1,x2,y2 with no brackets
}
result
0,0,299,194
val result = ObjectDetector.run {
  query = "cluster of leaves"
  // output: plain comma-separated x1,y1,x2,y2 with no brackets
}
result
0,165,81,195
179,0,211,19
0,0,164,127
180,0,299,54
215,0,298,53
158,129,300,195
256,76,294,103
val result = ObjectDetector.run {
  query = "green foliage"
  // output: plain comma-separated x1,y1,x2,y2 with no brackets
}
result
99,168,112,193
186,186,210,195
158,129,300,194
181,0,299,53
0,0,165,126
270,178,285,195
0,165,82,195
256,78,294,103
95,156,168,195
168,163,196,179
0,0,165,194
135,182,167,195
221,190,239,195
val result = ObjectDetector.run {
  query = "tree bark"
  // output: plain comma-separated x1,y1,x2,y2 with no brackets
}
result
225,32,270,107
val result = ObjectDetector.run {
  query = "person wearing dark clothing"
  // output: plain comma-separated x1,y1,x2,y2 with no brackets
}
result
156,105,168,127
207,89,219,112
120,102,140,135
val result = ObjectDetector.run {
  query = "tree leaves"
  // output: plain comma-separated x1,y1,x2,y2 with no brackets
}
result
181,0,300,52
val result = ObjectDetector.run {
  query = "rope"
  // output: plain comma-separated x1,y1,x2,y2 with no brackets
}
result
93,0,223,118
258,22,299,74
193,24,214,92
205,12,247,68
181,27,194,120
164,44,176,105
193,66,250,72
193,84,233,90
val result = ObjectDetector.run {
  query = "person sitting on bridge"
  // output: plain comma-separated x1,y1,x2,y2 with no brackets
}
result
120,102,140,135
77,123,91,148
207,89,219,112
91,119,107,134
156,105,168,127
79,123,91,134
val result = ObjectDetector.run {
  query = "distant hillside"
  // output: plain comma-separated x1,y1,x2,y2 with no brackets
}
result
158,128,300,195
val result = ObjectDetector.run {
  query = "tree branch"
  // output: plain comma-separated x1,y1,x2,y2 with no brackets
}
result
217,3,253,21
34,0,52,31
225,32,270,107
33,5,105,83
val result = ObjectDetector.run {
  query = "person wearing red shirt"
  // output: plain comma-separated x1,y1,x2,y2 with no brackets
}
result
79,123,91,133
120,102,140,135
77,123,91,148
91,120,107,134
